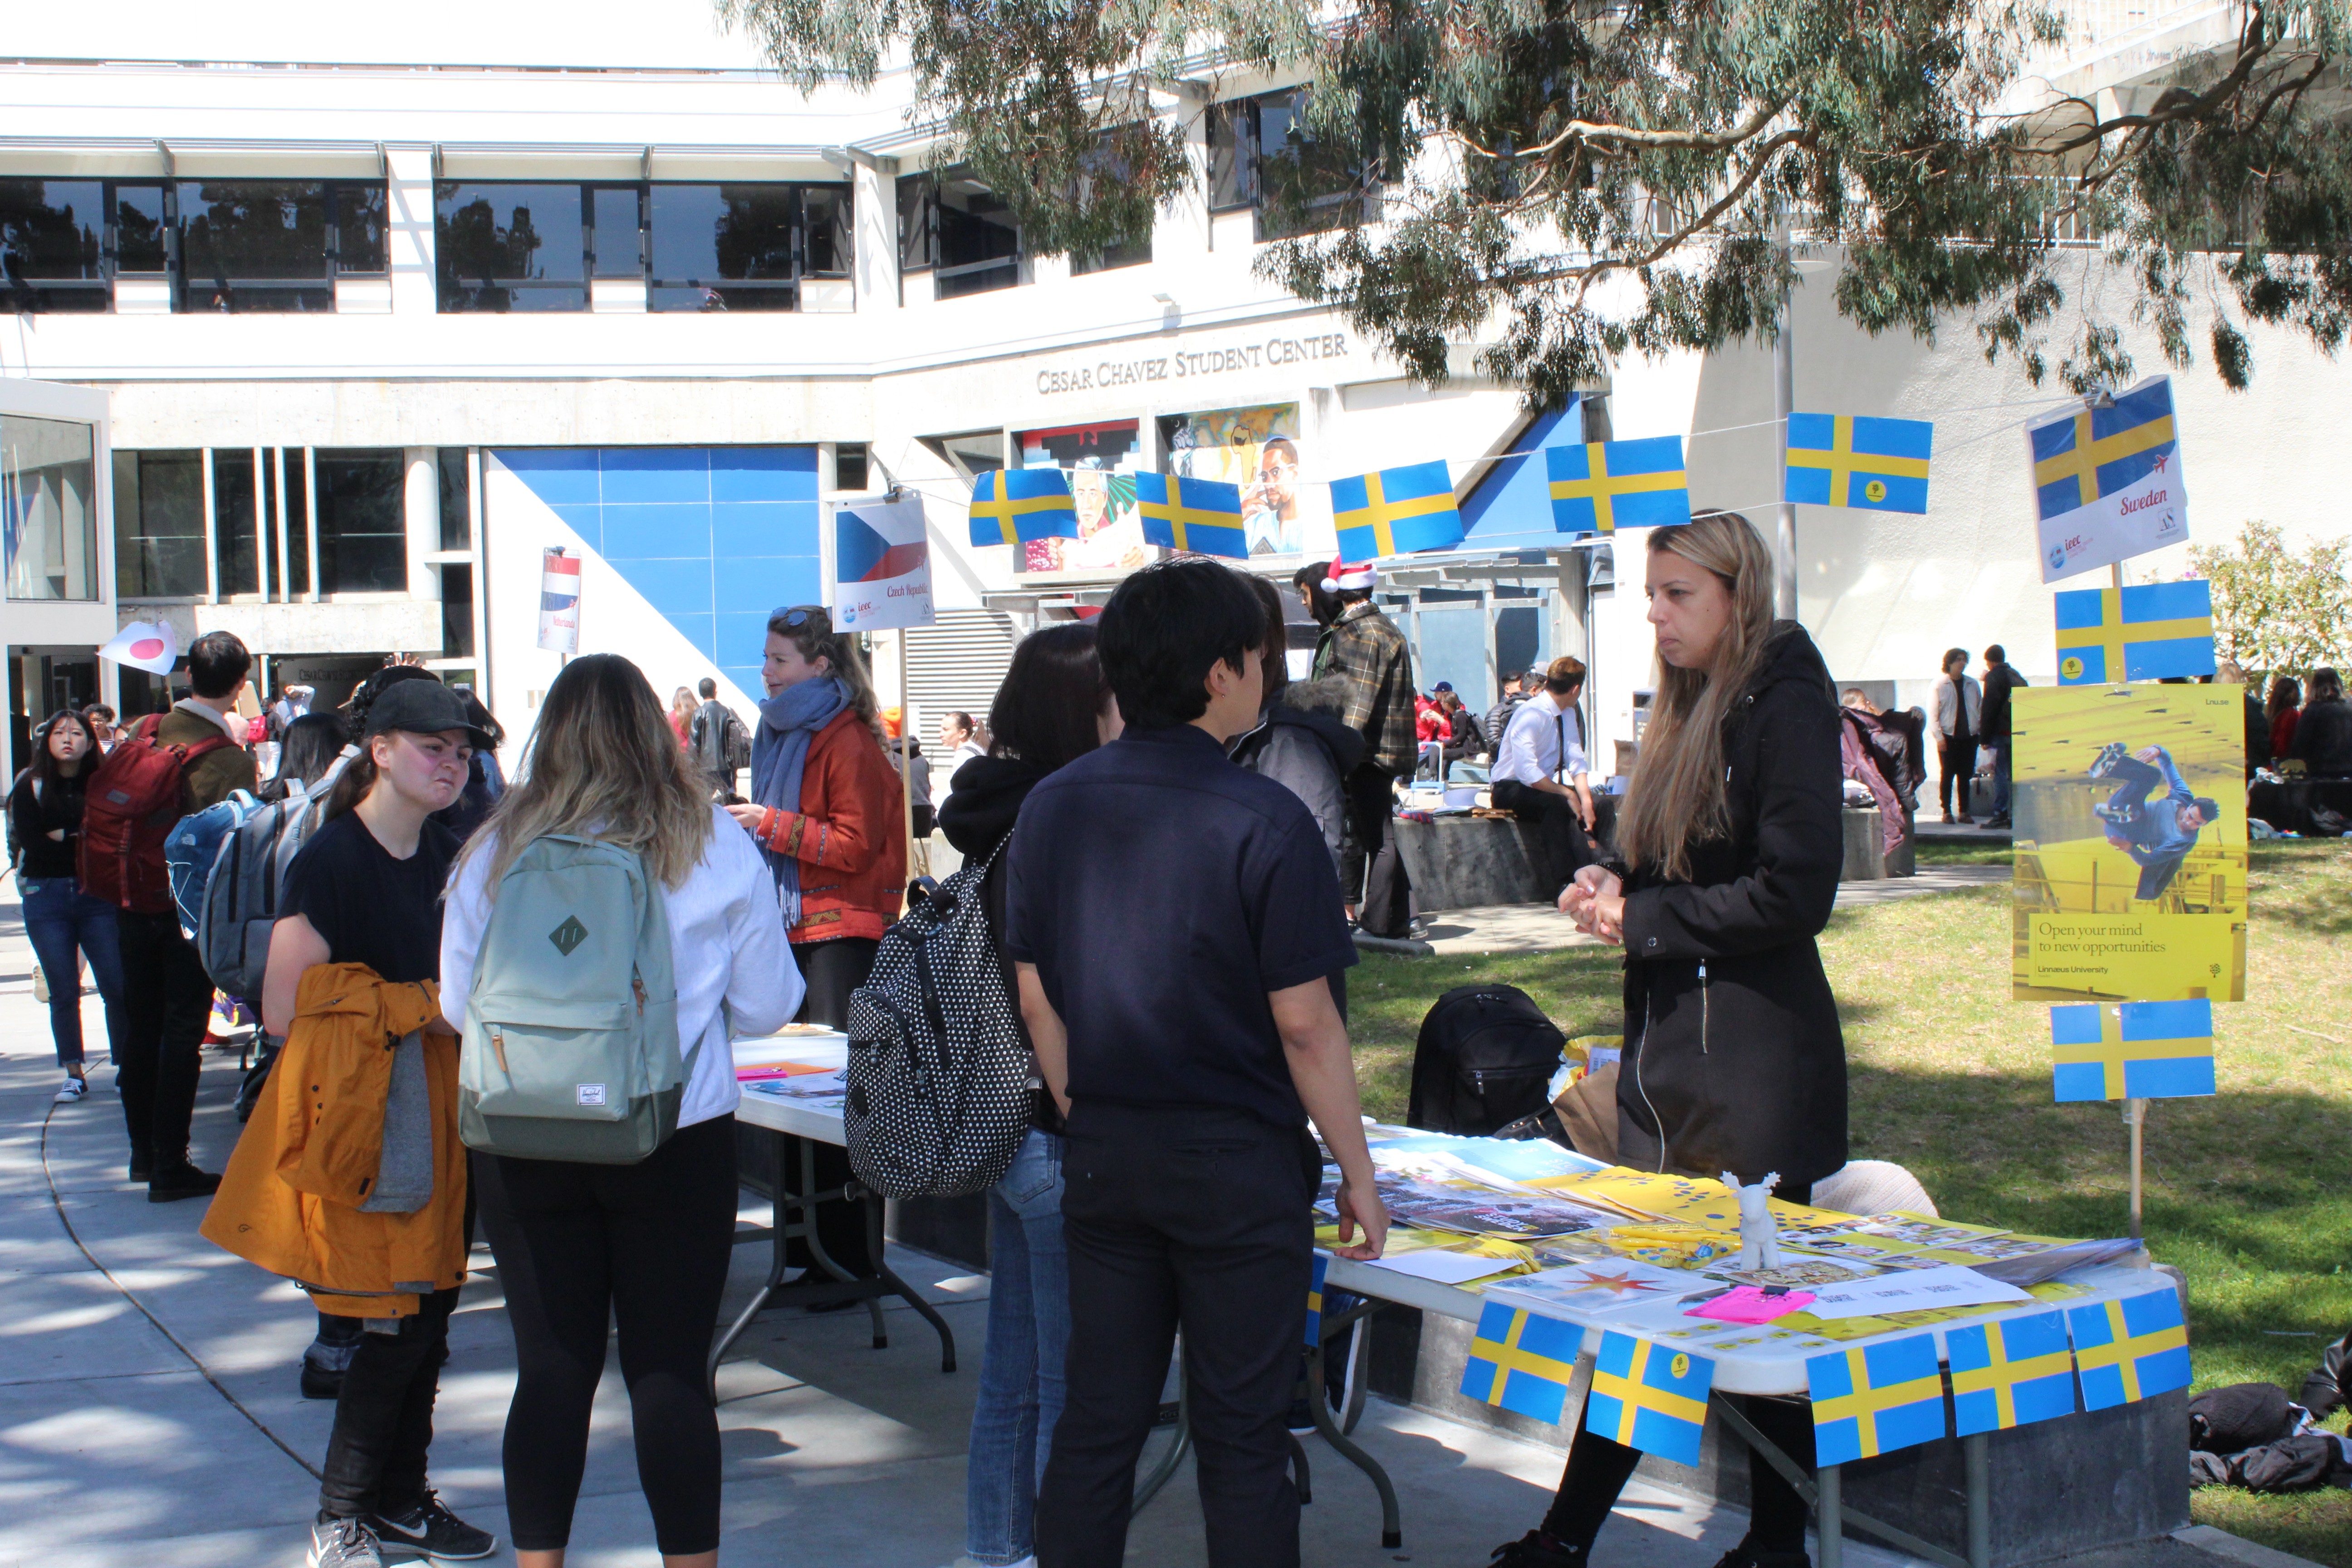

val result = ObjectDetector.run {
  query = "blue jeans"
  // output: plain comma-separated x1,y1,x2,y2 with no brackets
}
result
20,877,127,1068
967,1129,1069,1566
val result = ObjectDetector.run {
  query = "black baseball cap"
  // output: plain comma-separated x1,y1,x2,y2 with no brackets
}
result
363,679,495,752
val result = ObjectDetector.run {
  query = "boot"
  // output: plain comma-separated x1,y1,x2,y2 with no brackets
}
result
147,1155,222,1204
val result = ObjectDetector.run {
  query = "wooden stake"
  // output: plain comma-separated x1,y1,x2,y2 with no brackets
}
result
2127,1098,2146,1240
899,627,916,888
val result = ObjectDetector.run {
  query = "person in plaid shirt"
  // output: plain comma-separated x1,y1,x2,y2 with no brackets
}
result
1303,560,1418,937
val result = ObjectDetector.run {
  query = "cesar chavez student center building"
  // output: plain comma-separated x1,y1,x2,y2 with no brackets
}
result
5,0,2345,763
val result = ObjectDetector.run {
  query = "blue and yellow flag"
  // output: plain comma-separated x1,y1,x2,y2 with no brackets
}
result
2068,1289,2190,1411
2054,580,2215,685
1807,1335,1947,1466
1331,460,1465,559
968,468,1080,548
1546,437,1690,534
2051,999,2215,1103
2031,380,2178,524
1948,1311,2077,1436
1786,413,1933,513
1460,1302,1583,1425
1305,1254,1329,1348
1586,1330,1713,1465
1136,471,1248,559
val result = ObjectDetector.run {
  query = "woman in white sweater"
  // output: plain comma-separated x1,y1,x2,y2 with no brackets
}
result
441,655,800,1568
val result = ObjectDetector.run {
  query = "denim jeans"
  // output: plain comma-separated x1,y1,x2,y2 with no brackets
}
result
967,1128,1069,1566
20,877,127,1069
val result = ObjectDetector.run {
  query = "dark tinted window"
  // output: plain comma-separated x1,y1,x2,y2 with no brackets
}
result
804,186,850,275
315,450,407,593
334,182,387,273
180,181,333,312
650,183,799,312
897,174,936,271
115,450,206,598
112,184,169,272
1252,90,1376,241
212,449,262,595
435,182,587,312
1070,136,1152,276
0,180,109,313
835,442,869,490
1207,102,1254,212
591,186,640,278
436,447,472,551
935,176,1019,299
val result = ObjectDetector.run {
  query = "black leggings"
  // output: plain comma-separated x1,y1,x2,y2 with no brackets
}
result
1542,1393,1818,1556
473,1115,740,1555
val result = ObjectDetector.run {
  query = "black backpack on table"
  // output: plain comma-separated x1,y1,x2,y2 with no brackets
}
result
1407,984,1565,1136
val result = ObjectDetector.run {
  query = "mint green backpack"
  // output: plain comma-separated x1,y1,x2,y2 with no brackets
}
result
457,835,685,1164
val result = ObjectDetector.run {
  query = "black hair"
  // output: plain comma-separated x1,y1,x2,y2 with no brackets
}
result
28,709,96,789
987,623,1108,774
2313,668,2344,705
698,676,717,699
1242,573,1291,710
461,689,505,750
2193,796,2221,823
186,630,252,699
1098,559,1267,731
262,713,349,802
343,664,440,740
1292,561,1344,627
1984,644,2006,663
81,702,114,725
944,710,976,737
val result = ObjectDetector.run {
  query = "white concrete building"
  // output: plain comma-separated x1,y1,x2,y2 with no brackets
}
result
1,0,2337,769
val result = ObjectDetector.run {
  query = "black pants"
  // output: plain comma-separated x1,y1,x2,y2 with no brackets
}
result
1491,779,1594,890
1541,1393,1818,1556
472,1115,740,1555
1938,732,1976,818
114,908,214,1167
318,1285,459,1521
1037,1102,1316,1568
1341,768,1412,939
789,935,880,1278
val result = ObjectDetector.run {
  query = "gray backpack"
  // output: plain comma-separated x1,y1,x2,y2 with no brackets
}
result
457,834,685,1164
194,745,359,999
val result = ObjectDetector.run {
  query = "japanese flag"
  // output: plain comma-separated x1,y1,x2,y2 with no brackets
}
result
98,620,180,676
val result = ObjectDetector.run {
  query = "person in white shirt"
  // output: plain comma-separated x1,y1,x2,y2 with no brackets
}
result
438,654,800,1568
1932,647,1983,824
935,709,988,810
1490,655,1597,890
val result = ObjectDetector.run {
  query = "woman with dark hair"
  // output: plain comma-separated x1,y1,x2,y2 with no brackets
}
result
9,708,126,1102
259,712,353,804
2291,667,2352,778
939,621,1120,1568
2268,675,2303,763
1932,646,1981,824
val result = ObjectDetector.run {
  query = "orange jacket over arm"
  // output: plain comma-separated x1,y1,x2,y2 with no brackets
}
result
749,708,907,943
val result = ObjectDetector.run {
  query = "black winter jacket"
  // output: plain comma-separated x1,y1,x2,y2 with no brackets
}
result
938,754,1062,1133
2290,698,2352,779
1615,622,1849,1190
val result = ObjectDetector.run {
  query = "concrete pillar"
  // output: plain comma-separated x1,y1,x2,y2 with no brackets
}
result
403,449,441,655
853,159,899,315
385,145,437,317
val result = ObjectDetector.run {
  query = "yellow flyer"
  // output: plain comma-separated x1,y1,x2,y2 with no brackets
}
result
2012,684,2247,1001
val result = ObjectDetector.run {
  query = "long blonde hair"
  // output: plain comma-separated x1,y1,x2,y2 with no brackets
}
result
771,606,887,748
461,653,714,893
1614,511,1777,882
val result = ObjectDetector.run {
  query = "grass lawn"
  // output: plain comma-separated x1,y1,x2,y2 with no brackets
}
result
1349,841,2352,1566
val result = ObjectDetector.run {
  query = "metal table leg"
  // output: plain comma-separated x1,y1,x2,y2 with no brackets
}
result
1707,1395,1972,1568
1965,1431,1990,1568
1305,1300,1401,1549
1818,1463,1842,1568
862,1176,958,1372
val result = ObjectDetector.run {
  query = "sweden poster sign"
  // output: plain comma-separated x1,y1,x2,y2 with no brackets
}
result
2011,684,2246,1002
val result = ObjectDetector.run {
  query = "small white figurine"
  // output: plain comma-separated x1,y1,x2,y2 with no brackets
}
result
1723,1170,1783,1271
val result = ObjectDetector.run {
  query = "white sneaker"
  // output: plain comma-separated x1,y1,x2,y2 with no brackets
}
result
308,1517,384,1568
54,1077,87,1102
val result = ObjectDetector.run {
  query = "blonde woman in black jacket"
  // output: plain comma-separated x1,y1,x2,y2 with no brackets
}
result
1494,511,1847,1568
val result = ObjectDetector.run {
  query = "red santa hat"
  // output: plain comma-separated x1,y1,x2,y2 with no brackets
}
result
1321,560,1377,593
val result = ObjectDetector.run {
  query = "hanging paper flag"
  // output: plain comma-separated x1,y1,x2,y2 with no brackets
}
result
1786,414,1933,513
1460,1301,1583,1424
1305,1254,1329,1348
1585,1330,1714,1465
1948,1311,2078,1436
2068,1289,2191,1411
1806,1335,1948,1466
1331,460,1465,559
833,494,936,633
97,619,181,676
2050,999,2215,1103
1546,437,1691,534
968,468,1080,548
2054,580,2215,685
536,547,581,654
1136,471,1248,559
2028,376,2188,584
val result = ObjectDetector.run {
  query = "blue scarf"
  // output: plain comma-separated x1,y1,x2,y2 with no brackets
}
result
751,675,851,926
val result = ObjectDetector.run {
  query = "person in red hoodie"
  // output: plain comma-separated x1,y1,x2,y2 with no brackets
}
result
728,603,906,1299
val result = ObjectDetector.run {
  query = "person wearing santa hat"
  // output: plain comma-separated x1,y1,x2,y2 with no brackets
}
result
1303,560,1419,938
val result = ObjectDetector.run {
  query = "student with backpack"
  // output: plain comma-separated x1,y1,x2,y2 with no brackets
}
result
933,622,1120,1568
88,630,259,1200
201,676,494,1568
10,708,126,1103
442,655,798,1568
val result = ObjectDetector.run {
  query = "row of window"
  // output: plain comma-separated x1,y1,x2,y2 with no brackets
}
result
115,447,418,599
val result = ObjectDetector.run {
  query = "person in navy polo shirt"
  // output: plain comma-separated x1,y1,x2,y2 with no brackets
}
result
1006,559,1389,1568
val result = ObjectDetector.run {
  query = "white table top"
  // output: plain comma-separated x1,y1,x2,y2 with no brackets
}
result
730,1031,849,1143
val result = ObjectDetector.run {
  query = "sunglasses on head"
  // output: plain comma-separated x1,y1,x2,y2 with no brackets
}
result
774,605,830,630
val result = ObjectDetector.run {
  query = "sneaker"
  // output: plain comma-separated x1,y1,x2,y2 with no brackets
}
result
54,1076,88,1102
1488,1531,1584,1567
2092,802,2135,826
309,1517,385,1568
147,1162,223,1204
2087,741,2128,779
369,1493,497,1561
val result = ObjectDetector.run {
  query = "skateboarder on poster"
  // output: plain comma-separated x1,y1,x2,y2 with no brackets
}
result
2088,742,2221,900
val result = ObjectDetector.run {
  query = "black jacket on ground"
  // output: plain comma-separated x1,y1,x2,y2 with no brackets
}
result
1615,622,1849,1191
2291,699,2352,779
1228,703,1366,873
1980,662,2027,742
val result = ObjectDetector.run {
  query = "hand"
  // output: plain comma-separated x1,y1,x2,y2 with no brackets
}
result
1588,888,1627,946
2134,745,2161,764
1330,1170,1389,1260
725,802,767,833
1560,866,1621,936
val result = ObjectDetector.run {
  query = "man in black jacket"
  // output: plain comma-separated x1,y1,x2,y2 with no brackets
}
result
1980,645,2027,828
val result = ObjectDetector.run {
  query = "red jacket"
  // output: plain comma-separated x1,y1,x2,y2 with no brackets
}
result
750,709,907,943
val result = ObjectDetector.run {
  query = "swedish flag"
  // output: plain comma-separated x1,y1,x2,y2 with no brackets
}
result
1546,437,1690,534
1948,1311,2078,1436
2051,999,2215,1103
1460,1301,1584,1425
1586,1330,1714,1465
1136,471,1248,559
1331,460,1465,559
1786,414,1934,513
2068,1289,2190,1411
1807,1335,1947,1466
968,468,1080,548
1306,1254,1329,1348
2054,580,2216,685
2031,378,2177,524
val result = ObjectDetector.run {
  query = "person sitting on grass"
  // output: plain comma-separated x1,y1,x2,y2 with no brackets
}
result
2088,742,2219,901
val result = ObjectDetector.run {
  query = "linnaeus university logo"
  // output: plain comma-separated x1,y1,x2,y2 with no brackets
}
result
549,915,589,956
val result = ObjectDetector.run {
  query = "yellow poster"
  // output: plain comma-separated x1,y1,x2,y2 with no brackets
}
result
2012,684,2246,1002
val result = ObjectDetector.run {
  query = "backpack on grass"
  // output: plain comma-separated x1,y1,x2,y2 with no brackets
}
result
457,835,684,1165
1407,983,1565,1136
843,833,1031,1199
79,713,238,914
189,745,360,997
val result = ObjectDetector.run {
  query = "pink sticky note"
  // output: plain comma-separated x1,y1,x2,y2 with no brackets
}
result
1688,1286,1815,1324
